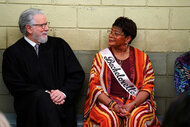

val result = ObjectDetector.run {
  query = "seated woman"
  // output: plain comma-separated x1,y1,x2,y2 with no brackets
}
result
174,51,190,95
83,17,160,127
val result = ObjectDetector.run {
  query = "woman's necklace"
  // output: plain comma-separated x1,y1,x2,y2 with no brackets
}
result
115,45,129,66
116,58,123,66
114,46,130,66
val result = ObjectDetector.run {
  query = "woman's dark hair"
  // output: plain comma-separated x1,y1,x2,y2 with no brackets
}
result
112,17,137,44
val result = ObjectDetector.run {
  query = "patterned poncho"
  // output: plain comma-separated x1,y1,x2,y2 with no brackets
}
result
174,51,190,95
83,47,160,127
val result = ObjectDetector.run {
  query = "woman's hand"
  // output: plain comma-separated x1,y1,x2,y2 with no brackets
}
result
112,103,135,118
112,104,121,113
113,104,130,117
121,102,135,113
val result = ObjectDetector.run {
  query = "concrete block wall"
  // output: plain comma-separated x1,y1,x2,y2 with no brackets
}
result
0,0,190,117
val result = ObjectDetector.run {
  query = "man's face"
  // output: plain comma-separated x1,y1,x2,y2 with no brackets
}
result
31,14,49,43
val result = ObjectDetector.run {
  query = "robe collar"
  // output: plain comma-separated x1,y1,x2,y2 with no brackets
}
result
24,36,36,48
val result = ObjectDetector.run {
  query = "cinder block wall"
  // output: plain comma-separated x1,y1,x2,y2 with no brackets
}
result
0,0,190,117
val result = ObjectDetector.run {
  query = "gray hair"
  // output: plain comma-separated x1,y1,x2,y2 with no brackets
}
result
18,8,44,36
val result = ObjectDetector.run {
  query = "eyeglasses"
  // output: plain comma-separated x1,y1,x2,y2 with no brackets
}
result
31,22,50,29
107,29,124,37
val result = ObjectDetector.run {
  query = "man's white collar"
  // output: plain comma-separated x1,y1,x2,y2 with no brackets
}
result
24,36,37,47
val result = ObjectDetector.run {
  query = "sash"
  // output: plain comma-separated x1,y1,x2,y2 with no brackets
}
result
100,48,138,97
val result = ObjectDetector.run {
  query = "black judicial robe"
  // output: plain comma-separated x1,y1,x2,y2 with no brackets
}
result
2,36,85,127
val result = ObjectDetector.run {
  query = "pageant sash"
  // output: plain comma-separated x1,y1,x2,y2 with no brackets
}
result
100,48,138,97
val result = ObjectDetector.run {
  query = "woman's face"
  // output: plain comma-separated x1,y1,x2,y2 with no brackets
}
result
108,26,126,48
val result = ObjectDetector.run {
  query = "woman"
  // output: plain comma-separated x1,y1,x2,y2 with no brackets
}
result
83,17,160,127
174,51,190,95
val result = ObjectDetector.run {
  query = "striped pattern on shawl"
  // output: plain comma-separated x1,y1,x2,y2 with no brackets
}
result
83,47,160,127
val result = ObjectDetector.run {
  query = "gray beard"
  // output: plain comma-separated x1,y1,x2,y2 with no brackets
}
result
37,35,48,43
32,33,48,44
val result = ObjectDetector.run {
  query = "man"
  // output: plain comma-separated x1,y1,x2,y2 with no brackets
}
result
2,8,85,127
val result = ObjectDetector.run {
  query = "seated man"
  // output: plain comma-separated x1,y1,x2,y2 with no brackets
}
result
2,8,85,127
174,51,190,95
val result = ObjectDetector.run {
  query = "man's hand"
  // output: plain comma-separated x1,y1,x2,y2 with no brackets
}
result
45,89,66,105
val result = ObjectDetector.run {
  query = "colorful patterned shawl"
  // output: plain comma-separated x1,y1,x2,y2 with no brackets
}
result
174,51,190,95
83,47,159,126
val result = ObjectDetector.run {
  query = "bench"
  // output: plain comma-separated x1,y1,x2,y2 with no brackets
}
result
5,113,83,127
5,113,163,127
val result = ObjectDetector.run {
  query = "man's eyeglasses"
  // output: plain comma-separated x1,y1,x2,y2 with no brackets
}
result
31,22,50,29
107,29,124,37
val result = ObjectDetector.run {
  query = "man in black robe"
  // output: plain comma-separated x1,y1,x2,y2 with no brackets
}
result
2,8,85,127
